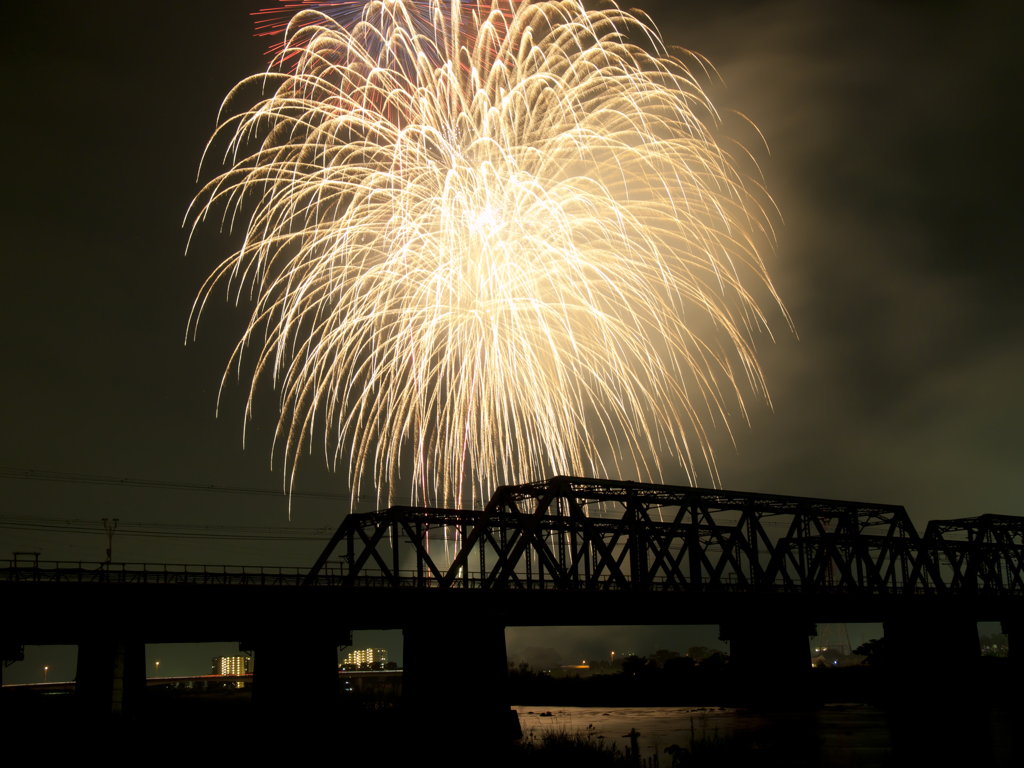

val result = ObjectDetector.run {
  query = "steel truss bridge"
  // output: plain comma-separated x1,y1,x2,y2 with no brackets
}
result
2,476,1021,718
302,476,1024,599
4,476,1022,617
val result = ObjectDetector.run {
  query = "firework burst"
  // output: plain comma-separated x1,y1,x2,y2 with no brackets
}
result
188,0,786,508
253,1,512,63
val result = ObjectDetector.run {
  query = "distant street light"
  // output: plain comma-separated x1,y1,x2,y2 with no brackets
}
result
43,665,48,683
155,660,160,677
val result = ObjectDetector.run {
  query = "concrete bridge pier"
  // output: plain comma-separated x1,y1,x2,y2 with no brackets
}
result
881,613,985,763
75,637,146,715
1000,618,1021,679
883,612,979,695
403,622,520,743
250,636,340,713
719,618,817,708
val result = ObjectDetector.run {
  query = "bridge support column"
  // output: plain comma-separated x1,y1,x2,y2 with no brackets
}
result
250,636,339,713
884,618,978,684
403,622,520,742
76,637,146,716
883,611,979,695
1001,618,1023,679
881,613,985,762
719,619,816,708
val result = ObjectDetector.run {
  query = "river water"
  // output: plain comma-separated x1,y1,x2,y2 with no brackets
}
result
513,704,1018,766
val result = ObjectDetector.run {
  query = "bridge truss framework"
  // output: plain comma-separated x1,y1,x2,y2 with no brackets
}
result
305,476,1024,597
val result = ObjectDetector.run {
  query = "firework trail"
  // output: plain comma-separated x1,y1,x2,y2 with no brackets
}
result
253,1,512,62
188,0,786,508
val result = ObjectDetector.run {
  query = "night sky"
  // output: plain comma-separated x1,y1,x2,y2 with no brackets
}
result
2,1,1020,681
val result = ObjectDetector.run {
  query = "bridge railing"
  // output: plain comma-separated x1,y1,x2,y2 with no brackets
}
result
0,561,345,586
314,568,1021,595
3,561,1020,595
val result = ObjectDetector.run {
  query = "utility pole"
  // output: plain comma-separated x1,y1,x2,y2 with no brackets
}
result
102,518,119,564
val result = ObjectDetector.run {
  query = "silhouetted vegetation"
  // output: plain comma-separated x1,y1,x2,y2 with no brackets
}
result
508,640,1023,708
684,646,714,663
507,651,732,706
852,638,888,667
979,633,1008,657
504,726,627,766
503,717,823,767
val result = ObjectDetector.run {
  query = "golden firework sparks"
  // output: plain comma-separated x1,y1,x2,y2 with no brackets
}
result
187,0,787,509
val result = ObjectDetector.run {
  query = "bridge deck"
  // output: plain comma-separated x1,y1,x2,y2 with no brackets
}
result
3,477,1021,644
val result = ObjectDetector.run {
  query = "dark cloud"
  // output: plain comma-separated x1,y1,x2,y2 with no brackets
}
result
638,0,1024,521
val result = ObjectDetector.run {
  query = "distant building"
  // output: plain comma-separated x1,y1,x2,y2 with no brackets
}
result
211,656,251,675
341,648,387,669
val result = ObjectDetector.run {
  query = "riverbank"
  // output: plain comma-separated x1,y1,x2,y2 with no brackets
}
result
2,687,1019,765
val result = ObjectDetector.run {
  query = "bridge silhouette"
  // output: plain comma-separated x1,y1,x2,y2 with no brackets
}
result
2,476,1022,727
309,475,1024,596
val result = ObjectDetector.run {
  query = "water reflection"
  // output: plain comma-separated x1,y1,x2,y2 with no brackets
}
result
514,703,1019,766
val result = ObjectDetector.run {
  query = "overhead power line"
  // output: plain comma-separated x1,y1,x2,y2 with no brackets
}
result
0,468,794,530
0,515,334,542
0,466,392,503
